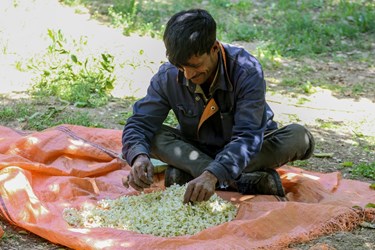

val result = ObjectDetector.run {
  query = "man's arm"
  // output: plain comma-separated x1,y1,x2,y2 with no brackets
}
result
122,70,171,190
205,67,268,185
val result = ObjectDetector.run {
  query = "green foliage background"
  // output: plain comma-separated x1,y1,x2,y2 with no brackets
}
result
63,0,375,57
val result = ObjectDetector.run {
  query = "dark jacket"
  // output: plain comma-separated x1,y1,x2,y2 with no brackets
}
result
122,42,277,183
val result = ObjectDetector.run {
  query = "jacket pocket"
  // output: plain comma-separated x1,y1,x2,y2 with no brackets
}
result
176,104,199,139
177,104,198,117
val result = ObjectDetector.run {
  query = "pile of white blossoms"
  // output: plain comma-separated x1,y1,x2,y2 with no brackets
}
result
63,184,238,237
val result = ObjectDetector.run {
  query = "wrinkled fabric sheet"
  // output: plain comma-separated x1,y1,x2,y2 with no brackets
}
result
0,125,374,249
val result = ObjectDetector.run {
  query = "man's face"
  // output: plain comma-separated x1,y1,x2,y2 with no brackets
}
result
178,42,219,85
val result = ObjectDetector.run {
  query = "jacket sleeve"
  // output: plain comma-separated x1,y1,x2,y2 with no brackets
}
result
121,72,170,165
205,66,268,184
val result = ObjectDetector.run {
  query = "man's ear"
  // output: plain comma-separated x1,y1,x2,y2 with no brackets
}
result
211,41,220,53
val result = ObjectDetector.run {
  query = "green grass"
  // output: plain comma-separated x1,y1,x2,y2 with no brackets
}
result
0,102,103,131
25,108,104,131
290,160,309,168
61,0,375,58
352,162,375,180
0,102,37,122
315,119,343,130
341,161,354,168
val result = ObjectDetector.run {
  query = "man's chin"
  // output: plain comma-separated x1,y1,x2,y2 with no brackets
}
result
190,77,205,85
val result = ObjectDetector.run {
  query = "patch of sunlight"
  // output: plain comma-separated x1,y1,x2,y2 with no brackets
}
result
3,170,27,193
283,172,320,181
120,242,134,248
301,173,320,181
267,88,375,136
238,195,255,202
342,138,358,145
189,150,199,160
0,171,11,182
22,202,50,222
173,146,182,157
3,171,49,218
93,239,115,249
0,0,166,98
283,172,299,180
68,138,90,151
26,136,39,146
266,77,281,85
69,139,86,146
48,183,60,193
69,228,91,234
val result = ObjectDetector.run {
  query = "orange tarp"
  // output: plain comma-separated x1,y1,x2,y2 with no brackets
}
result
0,125,374,249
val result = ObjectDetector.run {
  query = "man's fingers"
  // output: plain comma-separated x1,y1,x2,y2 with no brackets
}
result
146,164,154,183
189,185,201,202
133,169,151,188
183,184,194,203
128,174,144,191
204,190,214,201
134,164,152,185
197,189,206,202
122,176,130,188
123,173,144,191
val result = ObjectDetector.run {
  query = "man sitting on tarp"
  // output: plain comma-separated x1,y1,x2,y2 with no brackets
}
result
121,9,315,203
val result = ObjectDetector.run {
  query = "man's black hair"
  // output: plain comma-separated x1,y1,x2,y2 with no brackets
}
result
163,9,217,67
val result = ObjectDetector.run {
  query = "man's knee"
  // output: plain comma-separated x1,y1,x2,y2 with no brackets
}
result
286,123,315,160
152,125,179,149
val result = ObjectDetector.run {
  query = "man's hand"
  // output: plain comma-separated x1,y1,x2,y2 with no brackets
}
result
122,154,154,191
183,171,217,203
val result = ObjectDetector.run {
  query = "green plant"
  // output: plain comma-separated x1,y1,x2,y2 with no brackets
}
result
256,48,282,69
352,162,375,180
0,107,16,121
28,29,115,107
315,119,342,130
163,111,179,127
24,107,103,131
290,160,309,167
0,103,37,122
301,81,316,94
297,97,310,105
341,161,354,168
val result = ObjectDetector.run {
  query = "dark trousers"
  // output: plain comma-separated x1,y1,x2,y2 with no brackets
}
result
150,124,314,178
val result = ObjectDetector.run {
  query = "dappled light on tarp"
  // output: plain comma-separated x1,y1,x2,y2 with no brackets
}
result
93,239,115,249
48,183,60,194
0,125,373,249
283,172,320,181
25,136,40,147
7,136,40,157
68,228,91,234
0,168,49,223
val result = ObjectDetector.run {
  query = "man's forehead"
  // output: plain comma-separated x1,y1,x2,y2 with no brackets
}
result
182,53,208,67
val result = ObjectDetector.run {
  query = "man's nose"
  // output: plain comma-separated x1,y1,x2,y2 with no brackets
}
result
183,67,197,80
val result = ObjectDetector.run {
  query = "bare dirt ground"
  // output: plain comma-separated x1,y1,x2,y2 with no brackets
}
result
0,0,374,249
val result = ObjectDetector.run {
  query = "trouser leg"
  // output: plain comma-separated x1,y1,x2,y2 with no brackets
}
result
150,125,213,178
150,123,314,177
243,123,315,173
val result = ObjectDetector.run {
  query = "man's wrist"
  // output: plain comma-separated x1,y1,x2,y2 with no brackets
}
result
203,170,218,184
132,153,149,165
